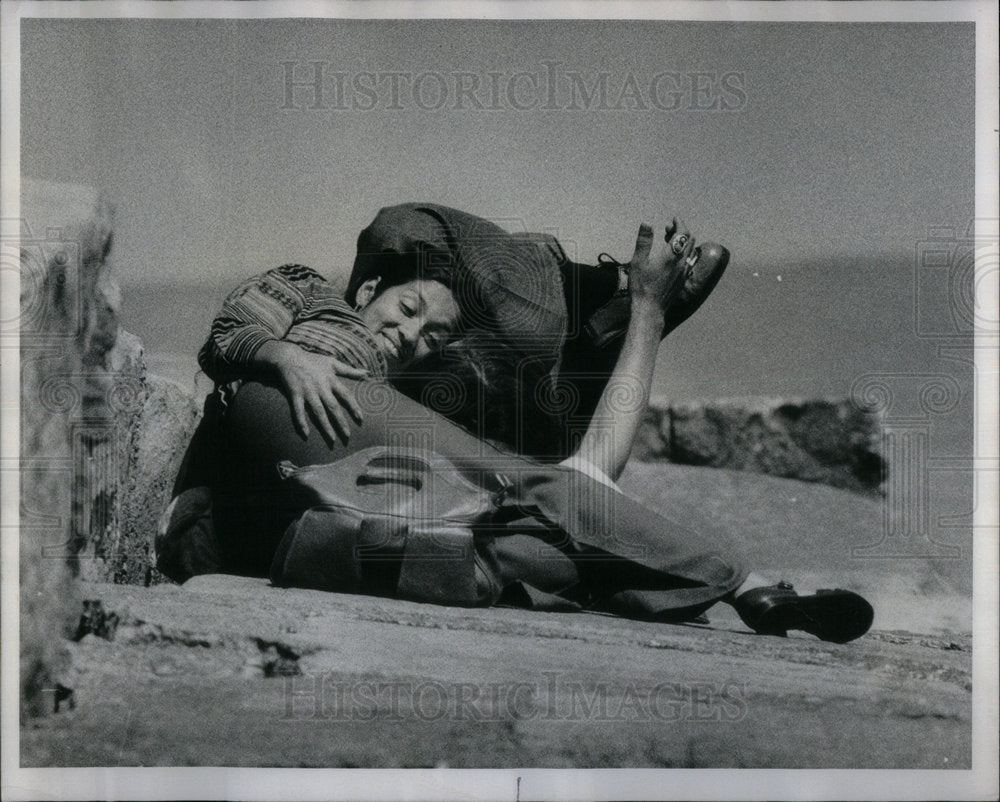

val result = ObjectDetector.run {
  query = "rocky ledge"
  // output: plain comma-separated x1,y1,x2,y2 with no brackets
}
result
18,179,198,717
634,397,884,497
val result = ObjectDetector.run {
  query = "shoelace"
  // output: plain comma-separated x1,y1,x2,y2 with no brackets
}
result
598,247,698,291
598,253,630,294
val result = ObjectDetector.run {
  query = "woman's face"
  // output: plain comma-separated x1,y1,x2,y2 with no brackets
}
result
357,278,460,372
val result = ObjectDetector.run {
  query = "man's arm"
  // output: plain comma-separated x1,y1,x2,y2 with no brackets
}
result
570,221,693,482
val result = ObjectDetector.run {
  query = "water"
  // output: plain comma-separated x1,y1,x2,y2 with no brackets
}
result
121,259,974,459
120,281,227,393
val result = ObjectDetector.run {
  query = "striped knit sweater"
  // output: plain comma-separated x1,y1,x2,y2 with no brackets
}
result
198,264,388,386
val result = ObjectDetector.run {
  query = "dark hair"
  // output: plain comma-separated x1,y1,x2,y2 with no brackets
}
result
346,251,457,307
390,330,564,457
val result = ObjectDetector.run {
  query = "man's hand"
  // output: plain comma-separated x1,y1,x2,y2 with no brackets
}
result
253,340,368,446
627,217,693,313
571,218,696,482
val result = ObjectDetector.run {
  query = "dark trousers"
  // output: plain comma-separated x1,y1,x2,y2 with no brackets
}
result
212,381,747,622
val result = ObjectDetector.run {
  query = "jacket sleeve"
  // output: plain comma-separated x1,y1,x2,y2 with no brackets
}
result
197,264,329,383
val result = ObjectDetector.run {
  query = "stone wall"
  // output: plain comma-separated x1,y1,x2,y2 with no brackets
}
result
632,397,885,496
116,373,201,583
19,179,116,716
18,179,200,716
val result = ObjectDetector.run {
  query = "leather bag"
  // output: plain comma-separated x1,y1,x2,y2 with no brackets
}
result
269,446,510,606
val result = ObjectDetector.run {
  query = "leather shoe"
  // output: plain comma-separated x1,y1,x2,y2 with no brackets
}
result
733,581,874,644
662,242,730,336
584,242,730,348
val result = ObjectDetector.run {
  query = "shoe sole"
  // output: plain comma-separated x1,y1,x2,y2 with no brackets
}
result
755,589,874,644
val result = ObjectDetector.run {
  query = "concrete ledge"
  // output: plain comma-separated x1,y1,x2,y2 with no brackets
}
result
20,574,971,767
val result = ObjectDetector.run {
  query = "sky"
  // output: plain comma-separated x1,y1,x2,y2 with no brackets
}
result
19,18,977,450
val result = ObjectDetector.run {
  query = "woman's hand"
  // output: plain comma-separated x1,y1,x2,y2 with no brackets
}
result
627,218,694,314
253,340,368,447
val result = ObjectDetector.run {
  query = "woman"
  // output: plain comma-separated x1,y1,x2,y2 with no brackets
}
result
162,218,874,643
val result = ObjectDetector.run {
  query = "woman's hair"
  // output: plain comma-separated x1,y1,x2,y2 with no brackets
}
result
345,251,459,307
390,330,564,457
360,256,564,456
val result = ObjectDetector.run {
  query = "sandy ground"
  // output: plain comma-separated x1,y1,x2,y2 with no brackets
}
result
21,466,972,768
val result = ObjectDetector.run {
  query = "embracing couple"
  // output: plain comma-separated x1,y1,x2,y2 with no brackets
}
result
159,203,874,644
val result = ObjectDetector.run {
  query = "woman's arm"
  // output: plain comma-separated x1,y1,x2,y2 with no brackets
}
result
570,221,693,482
199,264,367,446
199,264,326,381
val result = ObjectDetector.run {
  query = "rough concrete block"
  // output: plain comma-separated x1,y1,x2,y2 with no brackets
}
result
19,178,117,717
633,398,885,495
117,374,202,584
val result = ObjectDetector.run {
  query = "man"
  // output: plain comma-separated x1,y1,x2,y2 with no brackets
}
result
347,203,730,459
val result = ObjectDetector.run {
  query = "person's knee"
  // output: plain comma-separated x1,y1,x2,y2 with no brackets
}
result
227,381,336,468
228,381,288,432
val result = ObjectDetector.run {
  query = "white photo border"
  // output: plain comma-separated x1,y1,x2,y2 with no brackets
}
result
1,1,997,800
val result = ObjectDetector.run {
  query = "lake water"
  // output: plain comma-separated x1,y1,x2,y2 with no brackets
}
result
121,257,974,455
